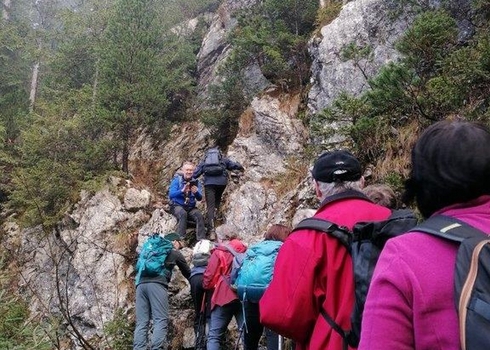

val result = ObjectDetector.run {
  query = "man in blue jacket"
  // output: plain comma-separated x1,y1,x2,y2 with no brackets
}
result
168,161,206,240
193,148,244,240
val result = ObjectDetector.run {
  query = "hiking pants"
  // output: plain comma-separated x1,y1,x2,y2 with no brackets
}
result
133,282,169,350
243,301,279,350
204,185,226,230
207,300,244,350
190,274,211,349
170,204,206,240
190,273,212,335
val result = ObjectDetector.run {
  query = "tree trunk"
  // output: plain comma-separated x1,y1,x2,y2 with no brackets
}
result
2,0,10,20
91,58,100,117
29,62,40,112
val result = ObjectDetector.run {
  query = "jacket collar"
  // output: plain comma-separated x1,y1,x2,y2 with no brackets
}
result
318,189,372,210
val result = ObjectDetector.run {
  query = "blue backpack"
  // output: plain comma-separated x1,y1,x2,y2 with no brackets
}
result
135,234,173,285
235,240,282,302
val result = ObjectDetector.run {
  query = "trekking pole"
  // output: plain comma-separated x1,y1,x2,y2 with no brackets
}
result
195,292,208,350
278,335,283,350
234,320,246,350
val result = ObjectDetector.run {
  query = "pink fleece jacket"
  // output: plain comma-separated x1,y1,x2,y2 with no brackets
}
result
359,195,490,350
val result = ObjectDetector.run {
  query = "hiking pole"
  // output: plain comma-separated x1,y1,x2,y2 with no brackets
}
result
234,321,246,350
278,335,283,350
195,292,208,350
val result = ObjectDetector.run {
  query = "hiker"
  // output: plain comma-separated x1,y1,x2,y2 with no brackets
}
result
362,183,397,208
202,224,247,350
190,239,215,350
359,120,490,350
193,147,244,239
168,161,206,241
238,224,291,350
133,232,191,350
259,150,392,350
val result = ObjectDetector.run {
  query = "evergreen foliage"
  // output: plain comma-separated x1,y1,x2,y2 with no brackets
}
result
203,0,317,144
312,7,490,187
0,259,52,349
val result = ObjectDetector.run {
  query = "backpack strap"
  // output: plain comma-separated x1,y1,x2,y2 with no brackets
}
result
292,217,351,249
222,243,239,257
410,215,486,242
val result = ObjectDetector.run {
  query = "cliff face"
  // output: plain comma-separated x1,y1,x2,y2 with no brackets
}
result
6,0,473,348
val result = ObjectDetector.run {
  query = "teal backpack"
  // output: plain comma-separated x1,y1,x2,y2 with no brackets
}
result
235,240,282,302
135,234,173,285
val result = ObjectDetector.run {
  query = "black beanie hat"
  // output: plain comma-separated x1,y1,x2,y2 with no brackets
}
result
312,150,362,183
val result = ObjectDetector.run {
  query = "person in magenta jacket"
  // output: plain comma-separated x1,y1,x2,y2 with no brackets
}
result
259,150,392,350
359,120,490,350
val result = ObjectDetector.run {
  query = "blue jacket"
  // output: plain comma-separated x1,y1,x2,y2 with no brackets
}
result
193,157,244,186
168,174,203,208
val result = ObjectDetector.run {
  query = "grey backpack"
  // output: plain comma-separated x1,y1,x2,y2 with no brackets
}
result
412,215,490,350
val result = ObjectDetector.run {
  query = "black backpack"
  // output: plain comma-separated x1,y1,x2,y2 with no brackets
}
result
410,215,490,350
203,148,224,176
293,209,418,349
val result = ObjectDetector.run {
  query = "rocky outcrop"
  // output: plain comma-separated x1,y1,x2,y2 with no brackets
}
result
308,0,417,114
10,1,478,349
197,0,268,100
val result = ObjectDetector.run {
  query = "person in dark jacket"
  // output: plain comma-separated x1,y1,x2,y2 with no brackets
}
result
193,148,244,239
169,161,206,240
189,239,215,350
133,232,191,350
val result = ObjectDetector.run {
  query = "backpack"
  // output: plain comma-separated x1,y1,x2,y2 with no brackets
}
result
203,148,224,176
235,240,282,303
135,234,174,285
293,209,418,348
222,244,247,287
192,239,214,267
410,215,490,350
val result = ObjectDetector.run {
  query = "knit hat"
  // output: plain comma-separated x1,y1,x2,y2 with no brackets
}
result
164,232,182,242
312,150,362,183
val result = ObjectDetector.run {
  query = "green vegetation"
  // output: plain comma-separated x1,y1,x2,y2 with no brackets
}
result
201,0,319,146
2,0,490,347
0,260,52,349
311,6,490,190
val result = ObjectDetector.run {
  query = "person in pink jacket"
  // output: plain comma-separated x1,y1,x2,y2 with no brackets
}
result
203,224,247,350
359,120,490,350
260,150,392,350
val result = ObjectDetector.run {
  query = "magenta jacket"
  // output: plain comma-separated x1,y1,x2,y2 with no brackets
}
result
359,195,490,350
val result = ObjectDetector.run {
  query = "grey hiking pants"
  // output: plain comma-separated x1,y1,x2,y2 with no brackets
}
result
133,282,169,350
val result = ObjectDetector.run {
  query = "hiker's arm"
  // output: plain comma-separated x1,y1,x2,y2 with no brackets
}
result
202,252,220,289
191,182,203,201
175,251,191,280
259,237,318,343
193,163,204,178
224,158,244,171
359,241,414,350
168,177,183,199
